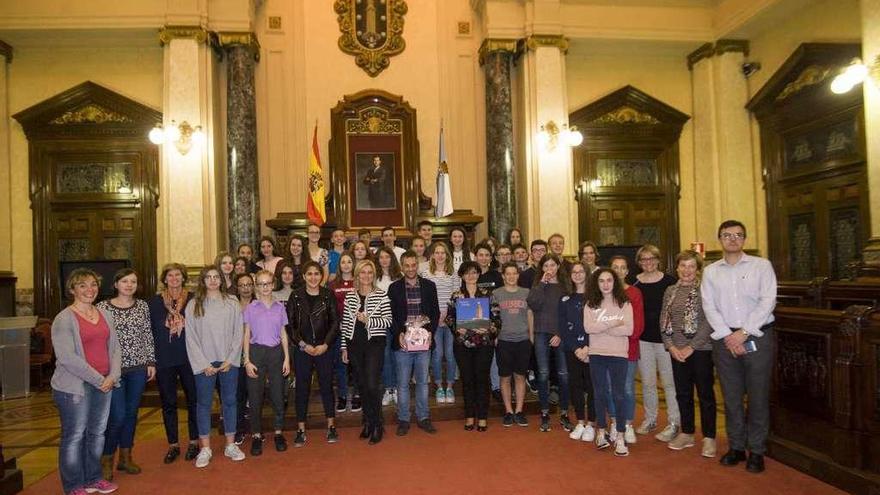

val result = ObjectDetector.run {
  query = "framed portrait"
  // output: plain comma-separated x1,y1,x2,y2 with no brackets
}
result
355,152,397,210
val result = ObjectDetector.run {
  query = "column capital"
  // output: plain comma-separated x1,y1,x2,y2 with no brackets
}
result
0,41,11,63
687,39,749,70
214,31,261,62
478,38,519,66
158,25,210,46
524,34,569,54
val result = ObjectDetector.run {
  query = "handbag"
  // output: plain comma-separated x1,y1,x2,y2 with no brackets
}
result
403,315,431,352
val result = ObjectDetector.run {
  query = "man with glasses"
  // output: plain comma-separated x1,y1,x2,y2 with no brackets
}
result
701,220,777,473
517,239,548,289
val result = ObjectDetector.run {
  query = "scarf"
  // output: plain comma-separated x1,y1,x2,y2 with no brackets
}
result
162,289,189,339
662,282,699,337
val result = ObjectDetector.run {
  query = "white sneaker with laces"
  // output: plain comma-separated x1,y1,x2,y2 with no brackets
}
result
608,421,618,442
224,443,246,461
636,419,657,435
581,424,596,442
445,387,456,404
655,424,679,443
569,423,586,440
595,430,610,450
195,447,212,468
614,438,629,457
382,389,394,406
624,424,637,444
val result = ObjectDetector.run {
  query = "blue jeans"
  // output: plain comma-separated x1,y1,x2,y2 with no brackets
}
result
54,385,112,493
590,355,628,431
194,362,239,438
431,325,458,386
333,336,349,399
103,368,148,454
534,333,570,413
605,360,637,421
382,329,397,390
394,350,430,422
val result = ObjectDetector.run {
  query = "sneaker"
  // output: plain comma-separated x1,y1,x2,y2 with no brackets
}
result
275,433,288,452
539,412,551,432
84,479,118,494
614,437,629,457
445,387,455,404
655,424,679,443
336,397,348,413
250,435,263,456
624,424,637,444
391,389,398,404
350,395,362,412
491,389,502,402
435,388,446,404
636,419,657,435
526,371,537,393
581,424,596,442
224,443,245,461
702,437,717,458
396,421,410,436
514,412,529,427
502,413,514,427
382,389,394,406
560,414,573,432
327,426,339,443
595,431,611,449
569,423,586,440
294,429,307,447
417,419,437,434
234,431,245,445
668,433,695,450
608,421,618,442
184,443,199,461
195,447,212,468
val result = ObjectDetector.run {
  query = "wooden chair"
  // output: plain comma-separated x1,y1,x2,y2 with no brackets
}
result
29,318,53,389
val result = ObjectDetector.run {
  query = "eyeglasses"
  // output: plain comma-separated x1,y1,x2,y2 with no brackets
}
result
204,274,221,280
720,232,746,240
638,256,658,262
255,282,273,287
237,283,254,289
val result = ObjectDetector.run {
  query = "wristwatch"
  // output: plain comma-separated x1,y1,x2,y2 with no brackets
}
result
740,328,749,338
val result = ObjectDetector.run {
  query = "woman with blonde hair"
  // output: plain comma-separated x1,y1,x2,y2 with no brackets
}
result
422,241,460,404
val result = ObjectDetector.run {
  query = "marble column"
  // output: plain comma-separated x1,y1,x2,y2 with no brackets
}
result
220,33,261,250
158,26,220,267
0,41,12,272
480,39,518,241
520,35,578,253
688,40,759,250
861,0,880,271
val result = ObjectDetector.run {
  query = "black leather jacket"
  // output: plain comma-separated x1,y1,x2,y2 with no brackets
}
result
287,286,339,347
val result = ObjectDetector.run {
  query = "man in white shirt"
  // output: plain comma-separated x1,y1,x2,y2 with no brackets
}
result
381,226,407,261
701,220,777,474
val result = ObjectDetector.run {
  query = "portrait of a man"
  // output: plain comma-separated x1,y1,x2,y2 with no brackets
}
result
356,152,396,210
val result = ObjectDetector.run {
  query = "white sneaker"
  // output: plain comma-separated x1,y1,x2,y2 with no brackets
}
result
655,424,679,443
608,421,618,442
624,424,637,444
224,443,246,461
382,389,394,406
391,389,398,404
569,423,586,440
195,447,212,468
581,424,596,442
595,430,610,450
614,437,629,457
636,419,657,435
445,387,456,404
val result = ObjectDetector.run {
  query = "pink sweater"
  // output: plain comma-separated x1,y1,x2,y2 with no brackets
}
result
584,298,634,359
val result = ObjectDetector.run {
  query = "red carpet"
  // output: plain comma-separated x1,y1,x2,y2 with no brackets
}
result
24,420,844,495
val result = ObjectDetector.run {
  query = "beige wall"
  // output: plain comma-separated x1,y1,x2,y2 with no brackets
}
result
254,0,488,239
6,39,163,289
565,40,698,250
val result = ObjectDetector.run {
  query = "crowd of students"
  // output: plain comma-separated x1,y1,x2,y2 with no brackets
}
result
50,219,777,495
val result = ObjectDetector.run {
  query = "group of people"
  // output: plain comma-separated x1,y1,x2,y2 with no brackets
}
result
50,218,777,495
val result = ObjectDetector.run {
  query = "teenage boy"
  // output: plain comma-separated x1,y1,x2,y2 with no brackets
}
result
381,226,407,261
492,262,534,427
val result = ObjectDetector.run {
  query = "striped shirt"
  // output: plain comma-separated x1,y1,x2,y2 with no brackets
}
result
421,270,460,317
340,289,392,350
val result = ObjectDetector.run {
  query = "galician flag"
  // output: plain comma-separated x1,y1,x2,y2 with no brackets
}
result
306,123,327,225
435,124,454,217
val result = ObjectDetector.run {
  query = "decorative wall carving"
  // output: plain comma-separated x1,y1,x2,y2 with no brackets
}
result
596,158,658,186
591,106,660,125
777,331,829,411
334,0,407,77
50,104,133,125
776,65,832,101
56,162,132,194
788,213,816,281
345,107,403,135
830,208,861,280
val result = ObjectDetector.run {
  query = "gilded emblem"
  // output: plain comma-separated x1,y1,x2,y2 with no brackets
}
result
334,0,407,77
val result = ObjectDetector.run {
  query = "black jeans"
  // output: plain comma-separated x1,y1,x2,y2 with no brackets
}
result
348,336,386,427
565,351,596,422
672,349,716,437
155,363,198,445
247,344,287,434
453,344,494,420
713,327,773,454
293,346,336,422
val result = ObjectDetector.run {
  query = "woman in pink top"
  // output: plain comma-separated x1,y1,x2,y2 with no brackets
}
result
585,268,633,457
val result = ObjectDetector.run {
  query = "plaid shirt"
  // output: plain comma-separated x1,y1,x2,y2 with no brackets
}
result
405,278,422,320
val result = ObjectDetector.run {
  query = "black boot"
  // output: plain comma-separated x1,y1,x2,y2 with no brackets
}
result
360,422,371,440
369,424,384,445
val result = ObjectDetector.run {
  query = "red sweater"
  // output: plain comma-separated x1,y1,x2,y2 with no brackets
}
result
76,312,111,376
625,286,645,361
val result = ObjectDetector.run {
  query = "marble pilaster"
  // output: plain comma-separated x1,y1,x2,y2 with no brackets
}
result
688,40,758,249
220,33,260,250
0,41,11,272
480,39,518,241
861,0,880,271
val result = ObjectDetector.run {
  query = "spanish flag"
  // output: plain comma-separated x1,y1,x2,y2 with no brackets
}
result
307,124,327,225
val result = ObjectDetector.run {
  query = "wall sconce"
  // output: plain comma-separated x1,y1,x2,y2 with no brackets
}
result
148,120,206,155
538,120,583,152
830,56,879,94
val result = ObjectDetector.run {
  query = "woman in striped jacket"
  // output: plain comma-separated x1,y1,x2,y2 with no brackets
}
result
340,259,392,445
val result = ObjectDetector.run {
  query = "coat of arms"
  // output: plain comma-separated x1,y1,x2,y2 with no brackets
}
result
334,0,407,77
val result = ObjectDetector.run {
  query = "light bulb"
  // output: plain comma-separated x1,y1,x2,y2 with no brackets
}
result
148,126,165,145
192,126,206,146
831,75,855,94
843,63,868,82
567,129,584,147
166,121,181,142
